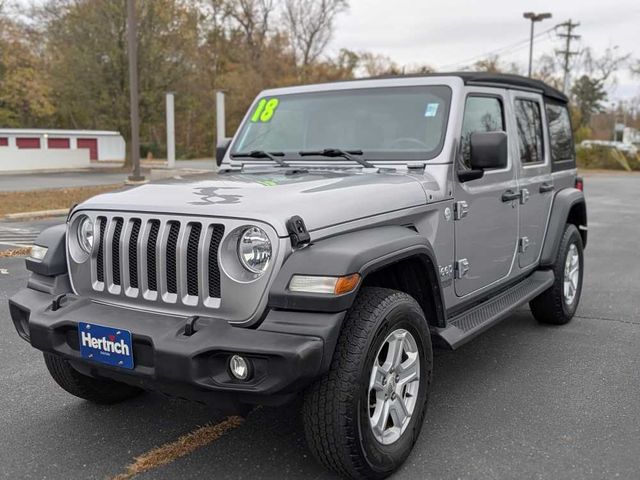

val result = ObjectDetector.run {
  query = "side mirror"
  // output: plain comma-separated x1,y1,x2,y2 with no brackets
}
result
216,138,232,166
459,131,508,182
470,131,508,170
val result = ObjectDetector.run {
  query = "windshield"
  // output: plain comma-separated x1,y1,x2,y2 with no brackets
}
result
232,85,452,161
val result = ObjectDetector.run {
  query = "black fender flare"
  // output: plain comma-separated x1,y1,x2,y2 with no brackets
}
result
25,224,67,277
269,225,445,317
540,188,587,267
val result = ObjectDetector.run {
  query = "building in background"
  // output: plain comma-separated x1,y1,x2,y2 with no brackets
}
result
623,127,640,146
0,129,125,172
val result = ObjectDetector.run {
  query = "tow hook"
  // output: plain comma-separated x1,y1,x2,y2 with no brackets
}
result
183,315,200,336
51,293,67,312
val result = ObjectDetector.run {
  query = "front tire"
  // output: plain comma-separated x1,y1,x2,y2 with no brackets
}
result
44,353,143,404
302,287,432,480
530,223,584,325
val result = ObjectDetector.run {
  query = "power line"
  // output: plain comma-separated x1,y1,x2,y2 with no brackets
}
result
556,19,581,93
437,25,557,71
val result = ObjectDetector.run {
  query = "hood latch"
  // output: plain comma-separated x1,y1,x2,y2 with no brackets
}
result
286,216,311,248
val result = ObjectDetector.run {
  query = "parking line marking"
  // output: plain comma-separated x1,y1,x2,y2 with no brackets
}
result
0,241,33,248
111,415,245,480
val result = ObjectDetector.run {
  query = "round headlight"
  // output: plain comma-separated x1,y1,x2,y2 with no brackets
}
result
76,216,95,254
237,226,272,274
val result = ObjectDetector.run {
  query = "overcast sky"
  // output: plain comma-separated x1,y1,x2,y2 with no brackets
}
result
11,0,638,101
329,0,639,101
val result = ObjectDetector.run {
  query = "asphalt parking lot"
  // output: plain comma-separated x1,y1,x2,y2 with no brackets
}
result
0,159,215,192
1,172,639,480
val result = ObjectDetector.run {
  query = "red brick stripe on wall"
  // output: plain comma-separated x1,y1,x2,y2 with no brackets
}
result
47,138,71,149
16,137,41,149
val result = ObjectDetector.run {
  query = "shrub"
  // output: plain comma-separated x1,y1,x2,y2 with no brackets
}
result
575,146,639,171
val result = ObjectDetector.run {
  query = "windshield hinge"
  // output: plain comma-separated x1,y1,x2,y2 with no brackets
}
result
286,215,311,248
406,161,426,171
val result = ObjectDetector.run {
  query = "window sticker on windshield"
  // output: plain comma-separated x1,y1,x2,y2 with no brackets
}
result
251,98,280,123
424,103,439,117
257,179,278,186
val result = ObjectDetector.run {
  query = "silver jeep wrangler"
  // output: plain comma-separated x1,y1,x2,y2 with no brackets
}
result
10,73,587,479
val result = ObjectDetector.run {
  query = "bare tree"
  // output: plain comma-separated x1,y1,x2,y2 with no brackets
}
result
283,0,348,74
472,55,502,73
581,46,631,83
535,54,562,89
406,64,436,74
221,0,275,61
357,52,399,77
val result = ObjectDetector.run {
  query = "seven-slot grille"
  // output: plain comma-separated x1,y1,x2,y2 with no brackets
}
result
92,215,224,305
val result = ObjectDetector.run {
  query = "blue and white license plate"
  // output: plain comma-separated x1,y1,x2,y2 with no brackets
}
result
78,322,134,369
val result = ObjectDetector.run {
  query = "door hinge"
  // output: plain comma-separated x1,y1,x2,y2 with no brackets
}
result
455,258,470,279
520,188,530,205
519,236,530,253
454,201,469,220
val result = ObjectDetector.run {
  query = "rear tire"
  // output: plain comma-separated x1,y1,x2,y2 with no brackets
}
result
530,223,584,325
302,287,432,480
43,353,143,404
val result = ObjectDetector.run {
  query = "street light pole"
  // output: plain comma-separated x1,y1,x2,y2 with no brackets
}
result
127,0,144,182
523,11,552,77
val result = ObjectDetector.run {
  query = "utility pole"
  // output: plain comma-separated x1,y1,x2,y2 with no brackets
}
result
556,19,580,94
611,101,617,141
523,12,552,77
127,0,145,183
166,92,175,169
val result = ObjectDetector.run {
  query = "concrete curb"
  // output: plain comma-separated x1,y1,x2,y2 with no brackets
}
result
2,209,68,221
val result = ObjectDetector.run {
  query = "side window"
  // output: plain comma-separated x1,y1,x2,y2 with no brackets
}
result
459,96,504,169
515,99,544,164
545,103,574,162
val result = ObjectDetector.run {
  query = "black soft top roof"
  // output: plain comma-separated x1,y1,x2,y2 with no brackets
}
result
453,72,568,103
362,72,568,103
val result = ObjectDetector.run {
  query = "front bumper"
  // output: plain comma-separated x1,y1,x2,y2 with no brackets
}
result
9,286,344,406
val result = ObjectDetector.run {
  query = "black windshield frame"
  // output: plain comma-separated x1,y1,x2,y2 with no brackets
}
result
230,85,453,162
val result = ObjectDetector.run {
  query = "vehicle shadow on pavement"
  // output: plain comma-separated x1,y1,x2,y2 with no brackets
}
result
131,311,548,480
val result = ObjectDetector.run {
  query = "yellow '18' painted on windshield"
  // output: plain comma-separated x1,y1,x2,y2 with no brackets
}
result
251,98,279,122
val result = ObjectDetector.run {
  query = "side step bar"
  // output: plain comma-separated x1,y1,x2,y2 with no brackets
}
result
436,270,554,349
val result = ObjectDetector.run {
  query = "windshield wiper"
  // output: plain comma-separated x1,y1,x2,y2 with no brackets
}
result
299,148,376,169
231,150,291,168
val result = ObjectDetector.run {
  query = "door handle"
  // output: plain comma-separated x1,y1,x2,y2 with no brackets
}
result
539,182,555,193
501,190,520,202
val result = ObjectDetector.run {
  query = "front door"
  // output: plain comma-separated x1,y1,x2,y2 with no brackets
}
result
454,89,519,297
509,92,554,269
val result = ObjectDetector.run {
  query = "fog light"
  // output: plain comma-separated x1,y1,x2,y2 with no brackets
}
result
229,354,250,380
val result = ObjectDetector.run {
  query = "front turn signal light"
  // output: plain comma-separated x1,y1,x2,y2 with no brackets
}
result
334,274,361,295
289,273,361,295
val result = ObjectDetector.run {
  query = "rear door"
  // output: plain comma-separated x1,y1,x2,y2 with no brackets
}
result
454,88,519,297
510,92,553,269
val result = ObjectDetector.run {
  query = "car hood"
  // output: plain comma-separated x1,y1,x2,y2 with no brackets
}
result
79,169,435,237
